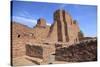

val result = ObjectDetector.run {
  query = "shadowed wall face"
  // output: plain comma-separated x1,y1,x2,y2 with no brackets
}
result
54,10,67,42
26,44,43,59
63,10,69,42
54,9,79,43
55,40,97,62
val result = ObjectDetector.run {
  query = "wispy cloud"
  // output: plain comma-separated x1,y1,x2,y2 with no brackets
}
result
12,16,37,28
12,16,51,27
18,11,33,19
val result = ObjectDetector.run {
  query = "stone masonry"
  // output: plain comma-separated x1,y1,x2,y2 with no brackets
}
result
12,9,87,66
48,9,80,44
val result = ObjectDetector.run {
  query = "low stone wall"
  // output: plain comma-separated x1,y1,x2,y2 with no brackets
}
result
25,43,55,64
26,44,43,59
55,40,97,62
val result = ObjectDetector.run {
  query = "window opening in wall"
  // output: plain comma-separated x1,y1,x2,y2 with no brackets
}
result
17,34,20,38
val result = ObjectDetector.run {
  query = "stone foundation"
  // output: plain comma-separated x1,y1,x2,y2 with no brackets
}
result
25,43,55,64
26,44,43,59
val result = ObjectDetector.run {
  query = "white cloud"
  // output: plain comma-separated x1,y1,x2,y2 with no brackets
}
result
12,16,37,27
13,16,37,23
19,11,32,18
47,23,51,26
12,16,52,27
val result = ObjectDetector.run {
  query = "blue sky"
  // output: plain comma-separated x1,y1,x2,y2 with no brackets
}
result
11,1,97,37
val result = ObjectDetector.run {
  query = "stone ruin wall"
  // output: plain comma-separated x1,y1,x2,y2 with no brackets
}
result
48,9,80,45
25,44,55,64
32,18,50,43
55,39,97,62
12,9,83,59
26,44,43,59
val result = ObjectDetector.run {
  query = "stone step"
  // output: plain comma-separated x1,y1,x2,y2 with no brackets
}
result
25,56,43,65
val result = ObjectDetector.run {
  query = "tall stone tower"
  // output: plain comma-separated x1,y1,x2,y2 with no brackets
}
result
48,9,80,44
54,9,70,42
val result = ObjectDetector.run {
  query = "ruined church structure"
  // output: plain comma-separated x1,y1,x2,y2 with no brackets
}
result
48,9,80,43
12,9,96,66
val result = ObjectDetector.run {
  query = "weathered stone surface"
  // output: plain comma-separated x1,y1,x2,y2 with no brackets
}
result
25,43,55,64
26,44,43,59
47,21,58,42
55,39,97,62
48,9,80,45
35,18,46,28
12,22,35,58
